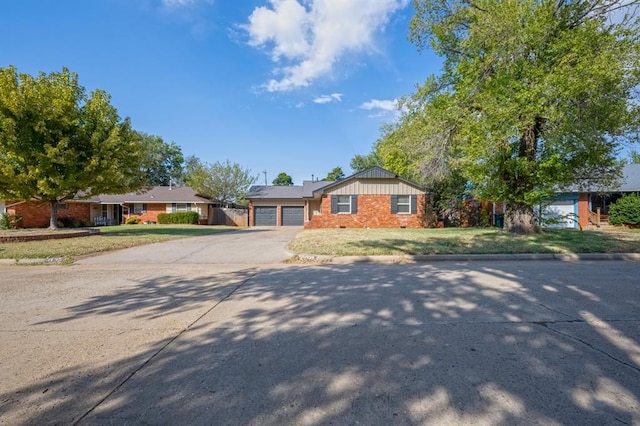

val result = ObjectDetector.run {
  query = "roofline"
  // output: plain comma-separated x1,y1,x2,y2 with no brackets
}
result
312,167,427,194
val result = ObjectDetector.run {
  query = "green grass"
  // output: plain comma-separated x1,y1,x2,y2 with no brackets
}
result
0,225,238,260
287,228,640,256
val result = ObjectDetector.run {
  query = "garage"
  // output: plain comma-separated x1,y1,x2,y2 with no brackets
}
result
541,200,577,228
282,206,304,226
254,206,277,226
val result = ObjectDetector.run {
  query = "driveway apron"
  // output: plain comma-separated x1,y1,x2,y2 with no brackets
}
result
77,227,301,265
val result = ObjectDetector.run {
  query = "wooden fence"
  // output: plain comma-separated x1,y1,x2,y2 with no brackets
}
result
209,207,248,227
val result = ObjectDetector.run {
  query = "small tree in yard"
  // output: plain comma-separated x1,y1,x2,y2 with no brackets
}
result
0,66,146,229
185,157,257,205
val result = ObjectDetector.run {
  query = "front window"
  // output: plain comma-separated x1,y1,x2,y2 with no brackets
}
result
133,203,147,214
396,195,411,213
337,195,351,213
172,203,192,212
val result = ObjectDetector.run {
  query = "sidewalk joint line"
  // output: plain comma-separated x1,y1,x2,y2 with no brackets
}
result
72,268,260,425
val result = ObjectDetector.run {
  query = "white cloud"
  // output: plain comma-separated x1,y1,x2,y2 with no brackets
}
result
245,0,409,92
313,93,342,104
360,98,398,111
359,98,402,119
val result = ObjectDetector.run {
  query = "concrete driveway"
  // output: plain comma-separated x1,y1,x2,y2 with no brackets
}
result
1,255,639,424
77,227,301,265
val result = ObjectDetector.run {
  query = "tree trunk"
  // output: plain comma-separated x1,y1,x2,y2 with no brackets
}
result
49,201,58,229
504,203,538,234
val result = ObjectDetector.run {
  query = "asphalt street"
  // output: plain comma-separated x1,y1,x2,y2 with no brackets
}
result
0,229,638,425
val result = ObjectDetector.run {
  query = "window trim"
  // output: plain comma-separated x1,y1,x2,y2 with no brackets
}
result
392,194,418,214
133,203,147,214
396,195,411,214
331,195,358,215
336,195,352,214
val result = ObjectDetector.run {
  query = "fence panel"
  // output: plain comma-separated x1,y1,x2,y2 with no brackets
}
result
209,207,248,226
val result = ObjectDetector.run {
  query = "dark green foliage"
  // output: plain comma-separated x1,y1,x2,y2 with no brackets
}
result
325,167,345,181
157,211,199,224
0,213,22,229
139,133,184,186
272,172,293,186
350,153,382,173
609,194,640,225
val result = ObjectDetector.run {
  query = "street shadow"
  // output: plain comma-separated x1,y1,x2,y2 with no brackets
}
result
2,262,639,425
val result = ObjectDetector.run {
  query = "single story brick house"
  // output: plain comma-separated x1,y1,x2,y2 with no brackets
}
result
246,167,428,228
541,163,640,228
2,186,213,228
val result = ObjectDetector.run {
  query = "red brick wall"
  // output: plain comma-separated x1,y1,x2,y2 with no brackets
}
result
305,194,426,229
9,201,91,228
578,193,589,229
124,203,167,223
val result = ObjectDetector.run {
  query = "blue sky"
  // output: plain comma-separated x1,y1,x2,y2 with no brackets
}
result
1,0,442,185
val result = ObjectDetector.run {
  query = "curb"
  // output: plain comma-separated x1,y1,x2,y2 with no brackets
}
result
0,257,64,265
295,253,640,264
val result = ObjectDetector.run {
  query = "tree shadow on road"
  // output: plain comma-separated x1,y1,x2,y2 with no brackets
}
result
2,261,639,425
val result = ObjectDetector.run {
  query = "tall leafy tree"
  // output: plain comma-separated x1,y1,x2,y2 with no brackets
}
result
185,157,257,205
403,0,640,233
630,150,640,164
350,152,382,173
139,133,184,186
0,66,146,228
325,166,346,181
272,172,293,186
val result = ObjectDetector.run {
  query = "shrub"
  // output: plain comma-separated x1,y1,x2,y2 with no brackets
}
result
157,211,199,224
0,213,22,229
609,194,640,226
125,217,141,225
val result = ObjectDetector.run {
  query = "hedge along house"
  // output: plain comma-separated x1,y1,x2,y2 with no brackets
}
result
246,167,429,228
541,163,640,229
3,186,213,228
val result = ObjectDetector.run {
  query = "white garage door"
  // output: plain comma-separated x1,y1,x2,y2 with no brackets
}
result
542,200,577,228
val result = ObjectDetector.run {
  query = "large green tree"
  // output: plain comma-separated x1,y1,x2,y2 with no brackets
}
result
185,157,257,205
325,166,346,181
0,66,146,228
403,0,640,233
349,152,382,173
272,172,293,186
139,133,184,186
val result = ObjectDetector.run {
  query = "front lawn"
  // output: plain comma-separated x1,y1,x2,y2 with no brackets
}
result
287,228,640,256
0,225,238,260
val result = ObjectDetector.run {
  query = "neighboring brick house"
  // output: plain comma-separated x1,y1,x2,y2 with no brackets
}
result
2,186,213,228
542,163,640,228
246,167,428,228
